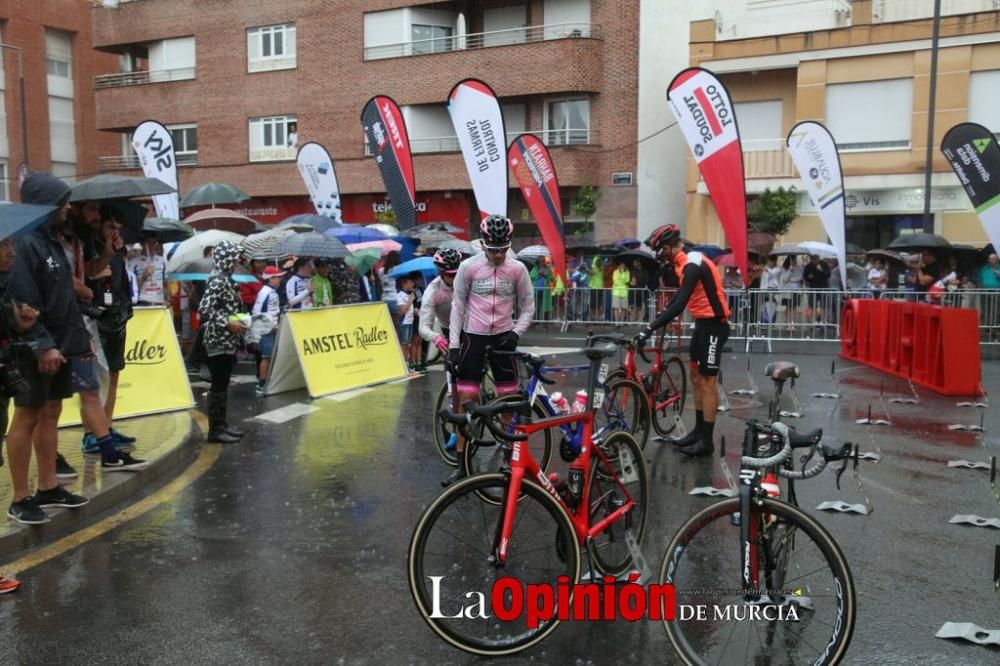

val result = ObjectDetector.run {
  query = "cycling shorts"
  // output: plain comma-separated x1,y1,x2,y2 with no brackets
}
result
455,331,519,396
689,318,729,377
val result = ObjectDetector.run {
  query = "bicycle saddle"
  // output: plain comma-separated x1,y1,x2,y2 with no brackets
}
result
764,361,800,382
580,345,617,361
588,333,627,346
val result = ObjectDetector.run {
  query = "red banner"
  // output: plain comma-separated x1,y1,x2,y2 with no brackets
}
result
508,134,565,278
668,67,748,285
361,95,418,230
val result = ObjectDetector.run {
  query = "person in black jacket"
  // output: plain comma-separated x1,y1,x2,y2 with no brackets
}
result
6,173,146,526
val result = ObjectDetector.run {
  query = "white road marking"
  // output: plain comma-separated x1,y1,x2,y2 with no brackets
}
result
323,387,375,402
251,403,319,423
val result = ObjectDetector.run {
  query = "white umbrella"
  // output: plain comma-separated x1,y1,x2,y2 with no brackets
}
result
517,245,551,259
469,238,486,254
166,230,245,272
797,241,838,258
366,223,400,237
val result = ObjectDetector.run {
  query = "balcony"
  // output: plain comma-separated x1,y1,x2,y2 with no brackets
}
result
741,140,796,179
364,22,600,61
97,153,198,172
94,67,195,90
871,0,1000,23
364,128,599,156
711,0,852,41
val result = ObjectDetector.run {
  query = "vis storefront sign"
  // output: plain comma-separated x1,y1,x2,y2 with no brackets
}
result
799,187,970,214
265,303,408,398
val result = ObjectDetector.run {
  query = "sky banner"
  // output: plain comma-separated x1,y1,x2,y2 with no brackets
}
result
941,122,1000,254
132,120,179,220
296,141,343,222
667,67,748,285
786,121,847,287
508,134,565,277
448,78,508,219
361,95,417,230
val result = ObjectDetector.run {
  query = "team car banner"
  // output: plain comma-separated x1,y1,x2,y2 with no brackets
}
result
361,95,418,230
132,120,179,220
941,122,1000,254
296,141,343,222
448,78,508,219
509,134,566,278
786,121,847,287
667,67,748,285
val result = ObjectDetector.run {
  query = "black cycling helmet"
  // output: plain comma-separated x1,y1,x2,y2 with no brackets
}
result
432,247,462,274
646,224,682,252
479,214,514,248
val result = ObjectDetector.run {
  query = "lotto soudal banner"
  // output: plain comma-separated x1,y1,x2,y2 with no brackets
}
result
132,120,179,220
448,78,508,219
667,68,748,285
941,122,1000,253
786,121,847,287
58,308,194,427
508,134,566,277
265,303,408,398
361,95,418,230
296,141,343,222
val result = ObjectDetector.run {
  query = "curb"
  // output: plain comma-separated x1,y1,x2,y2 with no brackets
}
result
0,411,204,563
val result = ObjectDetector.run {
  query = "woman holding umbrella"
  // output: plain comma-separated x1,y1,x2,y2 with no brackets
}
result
197,241,248,444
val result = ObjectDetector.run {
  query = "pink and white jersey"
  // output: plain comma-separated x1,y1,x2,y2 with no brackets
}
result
449,252,534,347
418,276,454,342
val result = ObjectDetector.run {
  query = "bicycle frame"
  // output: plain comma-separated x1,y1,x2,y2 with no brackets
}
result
494,409,640,564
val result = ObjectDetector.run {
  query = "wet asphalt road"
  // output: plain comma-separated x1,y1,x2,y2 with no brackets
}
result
1,331,999,665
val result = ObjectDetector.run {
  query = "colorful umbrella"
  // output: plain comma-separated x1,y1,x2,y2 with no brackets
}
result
327,226,387,244
166,230,246,272
275,213,342,234
347,239,402,255
184,208,262,235
0,203,57,241
345,248,382,275
388,256,437,279
517,245,551,259
365,223,400,237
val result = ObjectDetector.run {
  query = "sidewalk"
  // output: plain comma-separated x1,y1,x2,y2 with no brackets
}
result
0,409,202,561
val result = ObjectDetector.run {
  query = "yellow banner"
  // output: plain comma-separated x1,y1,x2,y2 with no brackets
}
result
58,307,194,427
283,303,408,398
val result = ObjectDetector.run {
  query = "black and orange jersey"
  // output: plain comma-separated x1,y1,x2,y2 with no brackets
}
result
650,251,730,328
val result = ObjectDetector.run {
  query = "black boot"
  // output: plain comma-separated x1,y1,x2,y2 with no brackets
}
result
672,410,703,447
207,391,240,444
681,420,715,458
441,464,468,488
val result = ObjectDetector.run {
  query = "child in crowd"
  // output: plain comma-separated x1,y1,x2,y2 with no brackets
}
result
252,266,284,396
396,275,418,369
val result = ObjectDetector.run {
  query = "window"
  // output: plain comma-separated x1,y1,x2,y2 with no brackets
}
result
48,97,76,164
247,24,297,72
45,29,72,80
0,161,8,201
546,98,590,145
168,124,198,165
825,78,913,151
249,115,297,161
147,37,196,81
46,59,70,78
968,70,1000,136
733,100,783,150
411,25,453,54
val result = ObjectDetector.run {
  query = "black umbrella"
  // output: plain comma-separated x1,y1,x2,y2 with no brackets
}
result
129,217,195,244
0,203,57,241
865,249,905,265
887,232,952,251
180,183,250,208
100,200,148,240
615,249,659,270
275,213,342,234
274,231,350,259
416,222,463,233
951,244,988,274
597,244,624,256
566,241,600,255
845,242,866,255
68,174,175,202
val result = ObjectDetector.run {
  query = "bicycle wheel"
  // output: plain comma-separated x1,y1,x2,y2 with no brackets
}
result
595,378,650,450
659,497,856,666
464,394,554,503
588,431,648,577
651,355,687,437
433,382,460,467
408,473,581,656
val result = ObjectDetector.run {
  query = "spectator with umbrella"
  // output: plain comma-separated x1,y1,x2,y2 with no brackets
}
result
198,241,248,443
286,257,315,310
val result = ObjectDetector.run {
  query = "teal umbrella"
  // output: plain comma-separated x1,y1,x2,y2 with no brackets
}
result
0,203,57,241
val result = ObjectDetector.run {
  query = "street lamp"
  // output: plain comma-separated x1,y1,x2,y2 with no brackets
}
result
0,41,29,170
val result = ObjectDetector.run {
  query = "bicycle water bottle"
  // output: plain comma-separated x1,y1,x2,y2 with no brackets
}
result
550,392,570,415
761,472,780,498
572,390,588,413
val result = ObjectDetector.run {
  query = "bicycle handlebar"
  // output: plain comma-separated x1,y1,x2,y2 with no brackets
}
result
437,400,530,442
486,348,557,384
743,422,858,481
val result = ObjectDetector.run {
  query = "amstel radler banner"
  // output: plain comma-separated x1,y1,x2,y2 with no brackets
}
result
265,303,408,398
58,307,194,427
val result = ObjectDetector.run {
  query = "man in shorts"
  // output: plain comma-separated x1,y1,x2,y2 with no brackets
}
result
634,224,731,458
445,215,534,485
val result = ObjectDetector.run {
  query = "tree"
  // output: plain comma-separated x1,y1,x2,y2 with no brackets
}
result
573,184,600,223
747,187,797,237
375,208,397,227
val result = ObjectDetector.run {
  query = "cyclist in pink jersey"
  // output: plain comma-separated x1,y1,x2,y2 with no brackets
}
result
419,248,462,353
443,215,534,485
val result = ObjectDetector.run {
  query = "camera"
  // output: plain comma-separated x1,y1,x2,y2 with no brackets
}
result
0,361,27,399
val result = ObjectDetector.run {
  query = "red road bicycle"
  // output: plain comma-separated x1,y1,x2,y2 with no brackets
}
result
408,345,648,656
590,327,688,440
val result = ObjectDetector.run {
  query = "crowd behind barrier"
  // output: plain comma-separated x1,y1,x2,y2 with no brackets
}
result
529,286,1000,344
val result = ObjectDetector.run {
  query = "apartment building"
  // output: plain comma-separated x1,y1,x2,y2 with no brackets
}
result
686,0,1000,249
88,0,650,240
0,0,118,199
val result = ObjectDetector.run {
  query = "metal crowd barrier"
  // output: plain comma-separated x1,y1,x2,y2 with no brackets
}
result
531,286,1000,345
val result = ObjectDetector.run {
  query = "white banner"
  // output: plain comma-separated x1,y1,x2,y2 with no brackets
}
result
667,68,740,164
786,121,847,287
447,79,507,219
296,141,343,222
132,120,179,220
